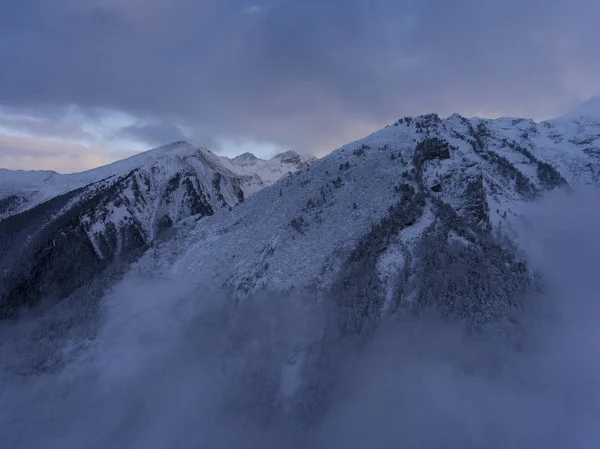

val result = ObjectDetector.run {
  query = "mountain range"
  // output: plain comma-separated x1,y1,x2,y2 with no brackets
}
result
1,100,600,447
1,99,599,325
0,145,314,317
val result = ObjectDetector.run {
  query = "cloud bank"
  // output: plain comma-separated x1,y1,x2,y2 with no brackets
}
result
1,188,600,448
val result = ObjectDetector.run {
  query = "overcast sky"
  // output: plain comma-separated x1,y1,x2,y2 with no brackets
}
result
1,0,598,172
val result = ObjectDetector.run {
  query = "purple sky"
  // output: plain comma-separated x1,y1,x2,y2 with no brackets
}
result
0,0,598,172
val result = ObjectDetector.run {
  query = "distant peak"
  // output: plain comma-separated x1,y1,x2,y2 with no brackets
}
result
0,168,59,175
582,94,600,104
140,140,201,159
447,112,465,120
272,150,316,163
157,140,194,150
562,95,600,120
273,150,299,160
233,152,258,161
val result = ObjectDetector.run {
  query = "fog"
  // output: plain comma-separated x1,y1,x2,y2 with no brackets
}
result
1,189,600,448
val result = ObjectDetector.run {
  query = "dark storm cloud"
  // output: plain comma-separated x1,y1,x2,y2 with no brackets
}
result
0,0,598,154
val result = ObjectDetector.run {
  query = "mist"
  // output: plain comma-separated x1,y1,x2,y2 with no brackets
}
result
1,189,600,448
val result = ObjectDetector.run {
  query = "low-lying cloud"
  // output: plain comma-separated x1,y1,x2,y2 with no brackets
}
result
1,189,600,448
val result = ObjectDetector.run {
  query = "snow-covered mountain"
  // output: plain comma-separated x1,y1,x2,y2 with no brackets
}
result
2,104,600,322
131,108,599,332
0,143,314,317
2,101,600,449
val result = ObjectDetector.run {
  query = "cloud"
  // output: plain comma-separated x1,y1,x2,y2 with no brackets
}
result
243,5,269,15
3,190,600,447
0,0,599,165
118,122,188,147
0,114,94,142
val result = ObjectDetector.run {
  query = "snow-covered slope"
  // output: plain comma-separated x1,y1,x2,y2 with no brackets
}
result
0,142,314,317
133,110,599,331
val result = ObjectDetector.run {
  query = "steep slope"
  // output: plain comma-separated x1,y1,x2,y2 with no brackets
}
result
0,142,313,318
136,110,599,333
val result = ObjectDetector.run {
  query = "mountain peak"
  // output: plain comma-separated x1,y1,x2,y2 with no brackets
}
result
232,152,258,161
272,150,316,164
150,140,198,155
562,95,600,120
273,150,298,158
163,139,192,147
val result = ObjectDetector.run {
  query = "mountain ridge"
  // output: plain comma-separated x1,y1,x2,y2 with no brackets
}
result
0,144,315,219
